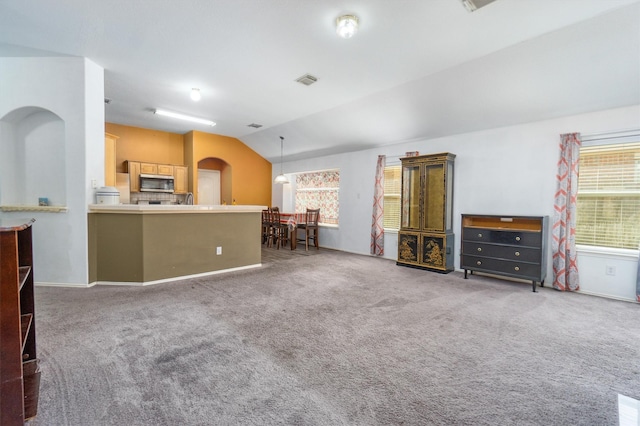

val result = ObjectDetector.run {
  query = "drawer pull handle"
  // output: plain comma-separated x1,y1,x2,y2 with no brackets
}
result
515,251,520,256
478,233,483,238
477,247,482,252
515,236,521,242
476,261,482,266
514,266,520,271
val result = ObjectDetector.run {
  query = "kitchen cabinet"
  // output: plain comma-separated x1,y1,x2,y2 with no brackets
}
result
173,165,188,194
125,161,141,192
461,214,548,292
140,162,157,174
397,152,456,273
0,218,40,425
157,164,173,176
104,133,118,187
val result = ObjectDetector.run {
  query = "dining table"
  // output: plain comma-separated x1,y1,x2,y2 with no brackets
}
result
279,212,307,250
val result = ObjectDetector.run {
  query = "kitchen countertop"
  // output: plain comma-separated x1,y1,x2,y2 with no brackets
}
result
88,204,266,214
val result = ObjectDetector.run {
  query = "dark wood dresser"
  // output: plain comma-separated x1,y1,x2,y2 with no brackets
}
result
460,214,549,292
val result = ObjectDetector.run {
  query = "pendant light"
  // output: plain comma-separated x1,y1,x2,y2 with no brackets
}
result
274,136,289,184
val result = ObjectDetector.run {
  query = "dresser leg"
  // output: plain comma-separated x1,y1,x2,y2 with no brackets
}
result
532,281,537,292
464,269,468,279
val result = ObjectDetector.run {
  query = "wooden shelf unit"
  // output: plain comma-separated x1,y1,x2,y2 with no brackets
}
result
0,218,40,425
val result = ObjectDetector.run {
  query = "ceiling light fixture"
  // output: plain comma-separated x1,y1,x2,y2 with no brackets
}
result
274,136,289,184
336,15,359,39
153,109,215,126
190,88,201,101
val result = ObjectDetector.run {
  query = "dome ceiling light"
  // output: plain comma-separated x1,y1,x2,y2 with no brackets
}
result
190,88,201,101
336,15,359,39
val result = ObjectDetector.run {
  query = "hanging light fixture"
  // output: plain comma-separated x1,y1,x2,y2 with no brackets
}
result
336,15,359,39
274,136,289,184
190,88,201,101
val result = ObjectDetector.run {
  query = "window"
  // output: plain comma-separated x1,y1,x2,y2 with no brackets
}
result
383,165,402,230
576,140,640,250
295,170,339,225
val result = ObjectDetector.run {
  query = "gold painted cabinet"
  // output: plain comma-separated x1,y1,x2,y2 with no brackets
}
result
397,153,455,272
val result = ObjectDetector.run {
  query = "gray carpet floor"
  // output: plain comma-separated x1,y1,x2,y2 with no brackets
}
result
31,246,639,425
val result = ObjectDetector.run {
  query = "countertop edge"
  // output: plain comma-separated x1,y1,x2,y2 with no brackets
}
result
88,204,267,214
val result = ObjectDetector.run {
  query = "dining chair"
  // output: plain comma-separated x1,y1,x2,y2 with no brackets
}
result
261,209,270,244
269,207,289,249
297,208,320,250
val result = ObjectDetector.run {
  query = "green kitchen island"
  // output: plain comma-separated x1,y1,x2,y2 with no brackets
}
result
88,204,265,285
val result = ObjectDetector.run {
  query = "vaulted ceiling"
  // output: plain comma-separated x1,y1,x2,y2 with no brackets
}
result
1,0,639,162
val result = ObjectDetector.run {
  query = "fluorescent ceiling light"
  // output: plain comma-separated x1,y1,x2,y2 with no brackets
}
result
154,109,215,126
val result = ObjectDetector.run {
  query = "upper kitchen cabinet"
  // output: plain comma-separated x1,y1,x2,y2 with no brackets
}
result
173,166,188,194
157,164,173,176
140,163,157,175
104,133,119,187
125,161,141,192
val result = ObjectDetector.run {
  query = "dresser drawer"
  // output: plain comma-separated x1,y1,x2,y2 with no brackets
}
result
461,255,541,279
462,242,540,263
462,227,541,247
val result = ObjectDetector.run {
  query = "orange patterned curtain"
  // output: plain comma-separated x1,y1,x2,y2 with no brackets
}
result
552,133,581,291
371,155,385,255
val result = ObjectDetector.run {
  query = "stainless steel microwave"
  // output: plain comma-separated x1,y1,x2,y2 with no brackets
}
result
139,173,174,193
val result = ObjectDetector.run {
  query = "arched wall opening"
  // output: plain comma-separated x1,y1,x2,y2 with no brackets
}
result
0,106,66,207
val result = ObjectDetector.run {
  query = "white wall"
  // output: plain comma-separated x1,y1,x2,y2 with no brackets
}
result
274,105,640,301
0,57,104,286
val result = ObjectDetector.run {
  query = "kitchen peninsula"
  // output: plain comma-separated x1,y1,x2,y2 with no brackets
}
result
88,204,265,285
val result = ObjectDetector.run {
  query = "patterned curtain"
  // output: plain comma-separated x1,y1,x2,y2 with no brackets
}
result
371,155,385,256
636,249,640,302
552,133,581,291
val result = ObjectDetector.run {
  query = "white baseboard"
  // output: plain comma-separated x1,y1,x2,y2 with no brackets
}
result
35,281,95,288
94,263,263,287
575,289,637,303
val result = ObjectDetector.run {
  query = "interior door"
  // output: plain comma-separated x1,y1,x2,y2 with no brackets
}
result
197,169,221,205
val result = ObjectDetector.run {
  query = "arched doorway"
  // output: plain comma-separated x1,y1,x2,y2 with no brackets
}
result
197,157,231,205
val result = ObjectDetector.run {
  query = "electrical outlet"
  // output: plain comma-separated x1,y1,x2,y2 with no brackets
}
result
605,265,616,276
216,246,222,255
91,179,98,189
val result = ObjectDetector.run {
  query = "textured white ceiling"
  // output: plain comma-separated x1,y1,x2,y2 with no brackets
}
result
1,0,639,162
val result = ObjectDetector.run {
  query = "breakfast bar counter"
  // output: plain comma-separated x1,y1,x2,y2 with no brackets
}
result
88,204,265,285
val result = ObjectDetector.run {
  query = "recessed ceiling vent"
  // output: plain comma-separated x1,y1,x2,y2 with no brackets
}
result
460,0,498,12
247,123,263,128
295,74,318,86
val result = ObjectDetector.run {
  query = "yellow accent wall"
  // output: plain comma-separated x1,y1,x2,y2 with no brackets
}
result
185,131,271,206
106,123,272,206
106,123,185,172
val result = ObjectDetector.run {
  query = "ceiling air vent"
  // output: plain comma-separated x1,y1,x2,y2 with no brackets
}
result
295,74,318,86
247,123,263,129
460,0,498,12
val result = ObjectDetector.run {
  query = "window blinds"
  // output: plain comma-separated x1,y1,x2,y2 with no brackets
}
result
383,165,402,229
576,142,640,250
